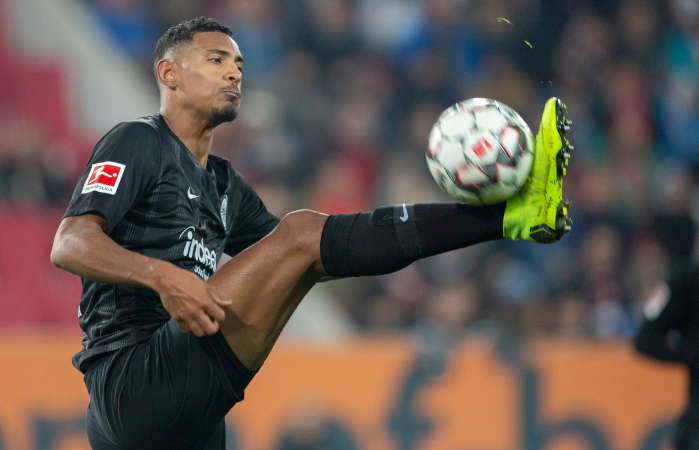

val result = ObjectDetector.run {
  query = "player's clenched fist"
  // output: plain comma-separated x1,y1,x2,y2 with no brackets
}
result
153,261,231,336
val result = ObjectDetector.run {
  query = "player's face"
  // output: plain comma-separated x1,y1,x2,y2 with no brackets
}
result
178,32,244,124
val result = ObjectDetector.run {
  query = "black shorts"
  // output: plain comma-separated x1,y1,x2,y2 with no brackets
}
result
83,319,256,450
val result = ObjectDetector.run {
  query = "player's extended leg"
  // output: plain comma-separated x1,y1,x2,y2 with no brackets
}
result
209,202,507,369
209,97,572,371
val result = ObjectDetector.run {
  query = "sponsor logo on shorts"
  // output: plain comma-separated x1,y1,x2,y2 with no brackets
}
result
82,162,125,195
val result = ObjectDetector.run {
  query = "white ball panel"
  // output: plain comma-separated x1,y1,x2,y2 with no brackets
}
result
480,183,519,204
436,139,467,170
473,108,508,132
439,112,474,139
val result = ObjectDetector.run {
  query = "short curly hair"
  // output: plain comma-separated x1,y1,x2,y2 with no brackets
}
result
153,17,233,76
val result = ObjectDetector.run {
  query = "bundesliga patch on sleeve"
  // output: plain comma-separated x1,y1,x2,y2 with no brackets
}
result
82,162,126,195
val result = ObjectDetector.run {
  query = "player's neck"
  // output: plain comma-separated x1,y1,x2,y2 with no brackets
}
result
160,108,214,168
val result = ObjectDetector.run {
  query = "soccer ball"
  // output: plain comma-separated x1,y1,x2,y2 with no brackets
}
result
426,98,535,205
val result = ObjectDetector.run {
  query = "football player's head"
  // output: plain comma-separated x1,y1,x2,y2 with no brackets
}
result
154,17,242,125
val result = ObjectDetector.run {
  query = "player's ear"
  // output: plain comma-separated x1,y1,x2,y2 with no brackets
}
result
156,59,178,89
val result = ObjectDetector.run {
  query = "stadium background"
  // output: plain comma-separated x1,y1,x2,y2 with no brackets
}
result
0,0,696,448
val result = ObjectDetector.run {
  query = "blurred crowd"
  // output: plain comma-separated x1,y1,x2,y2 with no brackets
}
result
4,0,699,346
0,115,78,207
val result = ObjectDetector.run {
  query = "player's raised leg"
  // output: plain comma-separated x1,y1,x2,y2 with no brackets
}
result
210,204,504,370
209,99,573,372
208,201,505,370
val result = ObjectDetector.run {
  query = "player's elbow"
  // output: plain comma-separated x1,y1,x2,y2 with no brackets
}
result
51,218,85,269
51,214,107,269
50,228,71,269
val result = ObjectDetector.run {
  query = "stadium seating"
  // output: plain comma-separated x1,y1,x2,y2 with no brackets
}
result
0,209,82,324
0,0,84,326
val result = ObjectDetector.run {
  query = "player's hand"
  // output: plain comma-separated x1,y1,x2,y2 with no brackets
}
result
154,262,232,337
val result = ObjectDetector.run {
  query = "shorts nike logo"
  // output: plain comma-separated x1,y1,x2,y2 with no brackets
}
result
187,187,199,199
400,204,409,222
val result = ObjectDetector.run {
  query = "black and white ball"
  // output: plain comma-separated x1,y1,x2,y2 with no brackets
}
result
426,98,534,205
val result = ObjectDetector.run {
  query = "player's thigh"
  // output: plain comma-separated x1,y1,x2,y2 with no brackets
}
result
210,210,328,368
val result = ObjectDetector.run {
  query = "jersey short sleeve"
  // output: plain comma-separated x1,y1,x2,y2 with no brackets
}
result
64,121,161,233
224,172,280,257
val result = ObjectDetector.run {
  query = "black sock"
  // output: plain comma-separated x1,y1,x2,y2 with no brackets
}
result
320,202,505,277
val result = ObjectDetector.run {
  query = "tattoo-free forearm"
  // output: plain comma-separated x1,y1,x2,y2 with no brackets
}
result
52,214,229,337
50,215,171,291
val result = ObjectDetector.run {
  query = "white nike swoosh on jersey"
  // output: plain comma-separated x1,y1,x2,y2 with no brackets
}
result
187,188,199,199
400,204,408,222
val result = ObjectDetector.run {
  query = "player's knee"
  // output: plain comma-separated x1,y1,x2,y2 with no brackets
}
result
274,210,327,255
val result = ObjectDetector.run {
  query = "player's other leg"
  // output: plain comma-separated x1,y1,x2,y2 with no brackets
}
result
209,97,573,371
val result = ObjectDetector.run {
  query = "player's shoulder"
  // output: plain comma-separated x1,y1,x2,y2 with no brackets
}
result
92,115,165,166
105,115,164,143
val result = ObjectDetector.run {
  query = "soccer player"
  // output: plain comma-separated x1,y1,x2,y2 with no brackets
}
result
50,17,572,450
635,266,699,449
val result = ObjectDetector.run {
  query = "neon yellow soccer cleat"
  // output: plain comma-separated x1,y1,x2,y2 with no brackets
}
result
503,97,573,243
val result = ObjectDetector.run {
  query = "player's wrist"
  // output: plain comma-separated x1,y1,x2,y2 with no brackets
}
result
144,258,176,294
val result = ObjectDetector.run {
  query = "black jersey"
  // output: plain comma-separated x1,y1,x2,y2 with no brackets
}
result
634,268,699,365
635,266,699,449
63,114,280,373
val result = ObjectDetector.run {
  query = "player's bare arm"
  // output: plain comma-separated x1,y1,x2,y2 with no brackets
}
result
51,213,230,337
